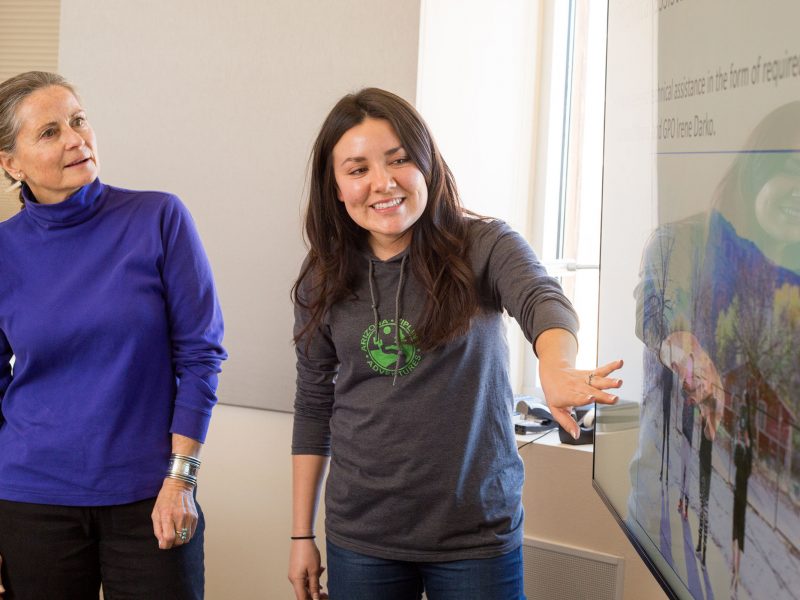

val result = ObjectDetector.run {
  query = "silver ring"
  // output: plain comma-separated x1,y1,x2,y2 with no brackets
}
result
588,372,595,386
176,528,189,542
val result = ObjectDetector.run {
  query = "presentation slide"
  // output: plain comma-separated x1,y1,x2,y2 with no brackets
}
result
595,1,800,598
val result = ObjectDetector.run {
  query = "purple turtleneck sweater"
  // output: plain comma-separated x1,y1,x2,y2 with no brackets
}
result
0,178,226,506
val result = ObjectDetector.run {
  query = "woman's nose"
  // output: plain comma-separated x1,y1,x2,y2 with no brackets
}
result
63,127,85,149
371,166,396,192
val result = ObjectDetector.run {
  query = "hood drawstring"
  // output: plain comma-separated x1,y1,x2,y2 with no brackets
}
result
393,255,408,386
368,259,380,350
367,254,409,387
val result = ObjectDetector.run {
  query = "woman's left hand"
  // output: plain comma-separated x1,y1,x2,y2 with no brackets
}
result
151,478,199,549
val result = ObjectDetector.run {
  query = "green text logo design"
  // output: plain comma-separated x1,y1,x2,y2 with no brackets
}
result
360,318,422,376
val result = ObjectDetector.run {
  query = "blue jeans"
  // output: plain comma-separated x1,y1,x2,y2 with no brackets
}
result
326,541,526,600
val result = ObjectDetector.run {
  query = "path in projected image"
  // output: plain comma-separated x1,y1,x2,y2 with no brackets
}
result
648,416,800,600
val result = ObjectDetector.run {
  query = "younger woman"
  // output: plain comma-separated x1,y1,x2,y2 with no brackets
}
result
288,88,621,600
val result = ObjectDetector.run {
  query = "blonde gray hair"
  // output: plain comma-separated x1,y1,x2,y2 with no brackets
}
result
0,71,78,193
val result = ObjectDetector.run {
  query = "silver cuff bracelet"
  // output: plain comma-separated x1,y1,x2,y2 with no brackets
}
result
166,453,201,487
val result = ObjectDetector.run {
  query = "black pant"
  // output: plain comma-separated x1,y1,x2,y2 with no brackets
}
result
0,497,204,600
695,423,712,564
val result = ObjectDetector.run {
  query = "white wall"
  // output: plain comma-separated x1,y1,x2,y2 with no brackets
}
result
59,0,420,413
416,0,543,394
416,0,541,238
201,406,312,596
58,1,420,596
521,439,667,599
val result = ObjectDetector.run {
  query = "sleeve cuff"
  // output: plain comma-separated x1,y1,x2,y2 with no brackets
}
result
170,403,213,443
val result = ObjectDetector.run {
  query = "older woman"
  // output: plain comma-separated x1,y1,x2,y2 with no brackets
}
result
287,88,622,600
0,71,226,599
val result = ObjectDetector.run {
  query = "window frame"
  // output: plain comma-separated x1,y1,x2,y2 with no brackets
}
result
520,0,608,396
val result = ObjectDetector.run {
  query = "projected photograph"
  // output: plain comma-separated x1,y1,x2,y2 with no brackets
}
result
633,101,800,600
595,1,800,599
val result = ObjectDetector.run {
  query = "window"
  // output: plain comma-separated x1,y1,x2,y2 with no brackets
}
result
522,0,609,394
539,0,608,371
417,0,607,395
757,400,767,433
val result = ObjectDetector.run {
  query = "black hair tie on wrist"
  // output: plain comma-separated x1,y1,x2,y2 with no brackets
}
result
291,535,316,540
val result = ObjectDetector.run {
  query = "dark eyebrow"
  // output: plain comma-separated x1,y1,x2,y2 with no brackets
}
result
339,146,406,167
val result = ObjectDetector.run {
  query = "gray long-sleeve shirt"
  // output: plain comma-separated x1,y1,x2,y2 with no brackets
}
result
292,218,578,561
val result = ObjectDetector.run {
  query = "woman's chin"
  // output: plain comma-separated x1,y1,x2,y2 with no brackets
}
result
71,169,99,189
759,216,800,244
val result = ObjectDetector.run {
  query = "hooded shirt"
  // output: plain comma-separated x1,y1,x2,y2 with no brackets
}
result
292,218,578,562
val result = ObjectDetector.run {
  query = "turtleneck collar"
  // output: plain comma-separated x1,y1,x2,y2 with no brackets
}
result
23,177,105,230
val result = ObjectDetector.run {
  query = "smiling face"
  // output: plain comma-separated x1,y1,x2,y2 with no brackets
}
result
0,85,99,204
754,154,800,245
332,117,428,259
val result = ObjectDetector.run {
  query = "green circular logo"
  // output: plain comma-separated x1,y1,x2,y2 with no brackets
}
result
360,319,422,376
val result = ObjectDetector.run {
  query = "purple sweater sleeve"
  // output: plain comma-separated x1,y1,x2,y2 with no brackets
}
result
159,197,227,443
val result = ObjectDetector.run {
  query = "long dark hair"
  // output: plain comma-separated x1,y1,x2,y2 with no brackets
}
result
292,88,480,351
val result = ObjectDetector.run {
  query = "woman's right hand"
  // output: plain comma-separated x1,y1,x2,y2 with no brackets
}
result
0,553,5,597
288,539,328,600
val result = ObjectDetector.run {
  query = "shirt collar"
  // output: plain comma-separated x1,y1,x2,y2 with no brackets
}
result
23,177,105,229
